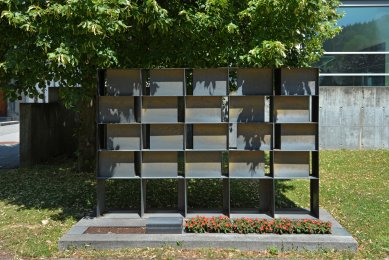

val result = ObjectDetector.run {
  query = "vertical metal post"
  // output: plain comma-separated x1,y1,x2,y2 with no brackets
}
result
223,178,230,217
310,179,319,218
259,179,273,214
178,178,187,217
141,179,147,217
96,179,105,216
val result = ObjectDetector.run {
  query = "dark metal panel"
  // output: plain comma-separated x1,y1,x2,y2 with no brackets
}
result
186,96,222,122
186,151,222,178
193,124,227,150
229,96,265,123
106,69,142,96
274,151,310,178
193,68,228,96
233,123,272,150
142,97,179,123
150,69,185,96
234,68,273,96
274,96,311,123
142,152,178,178
106,124,141,150
280,123,317,150
229,151,265,178
149,124,184,150
98,151,137,178
99,96,136,123
278,68,318,95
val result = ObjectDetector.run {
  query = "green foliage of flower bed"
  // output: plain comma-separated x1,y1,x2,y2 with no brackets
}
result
185,216,331,234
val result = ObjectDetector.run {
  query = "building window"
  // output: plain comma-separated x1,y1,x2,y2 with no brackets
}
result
318,4,389,86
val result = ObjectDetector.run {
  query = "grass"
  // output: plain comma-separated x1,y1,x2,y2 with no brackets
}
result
0,150,388,259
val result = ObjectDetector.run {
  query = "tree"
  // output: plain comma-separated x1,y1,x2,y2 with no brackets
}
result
0,0,341,169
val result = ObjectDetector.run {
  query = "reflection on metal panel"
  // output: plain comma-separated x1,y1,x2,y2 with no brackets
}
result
230,123,272,150
107,124,141,150
280,68,317,95
186,96,222,122
142,152,178,178
193,124,228,150
229,96,265,123
235,68,273,95
274,96,311,123
99,151,136,178
281,124,317,150
274,151,310,178
150,69,185,96
142,97,179,123
186,151,222,178
106,69,142,96
99,96,136,123
193,68,228,96
149,124,184,150
229,151,265,178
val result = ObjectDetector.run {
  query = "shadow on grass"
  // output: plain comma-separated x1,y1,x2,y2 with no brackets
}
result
0,161,300,222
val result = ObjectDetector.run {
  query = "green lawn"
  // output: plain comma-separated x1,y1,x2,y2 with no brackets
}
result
0,150,388,259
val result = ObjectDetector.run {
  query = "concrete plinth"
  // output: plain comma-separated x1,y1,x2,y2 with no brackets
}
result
58,209,358,252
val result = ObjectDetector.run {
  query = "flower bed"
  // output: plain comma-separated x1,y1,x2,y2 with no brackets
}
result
185,216,331,234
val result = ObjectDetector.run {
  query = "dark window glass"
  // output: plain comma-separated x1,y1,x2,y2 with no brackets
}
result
319,76,388,86
325,7,389,52
318,54,388,73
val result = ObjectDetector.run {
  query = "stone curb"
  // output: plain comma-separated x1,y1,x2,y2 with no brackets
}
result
59,233,358,251
58,209,358,252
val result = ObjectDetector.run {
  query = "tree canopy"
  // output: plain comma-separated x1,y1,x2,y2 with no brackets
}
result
0,0,341,104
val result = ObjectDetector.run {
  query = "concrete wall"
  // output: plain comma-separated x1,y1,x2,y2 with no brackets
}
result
20,102,78,167
320,86,389,149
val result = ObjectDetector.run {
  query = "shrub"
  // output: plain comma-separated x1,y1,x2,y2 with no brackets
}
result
185,216,331,234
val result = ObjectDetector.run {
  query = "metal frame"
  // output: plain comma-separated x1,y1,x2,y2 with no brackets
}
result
96,68,320,218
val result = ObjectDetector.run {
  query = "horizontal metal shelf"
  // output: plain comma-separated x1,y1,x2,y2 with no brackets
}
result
141,176,184,179
98,149,140,152
228,148,272,151
185,176,228,179
98,122,141,125
184,149,227,152
141,149,184,152
141,122,185,125
98,149,318,152
276,95,318,97
97,176,141,180
273,176,318,180
273,149,318,152
185,122,229,124
229,176,272,180
96,176,318,180
274,122,318,125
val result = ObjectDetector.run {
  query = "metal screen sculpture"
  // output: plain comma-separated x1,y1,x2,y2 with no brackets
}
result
96,68,319,218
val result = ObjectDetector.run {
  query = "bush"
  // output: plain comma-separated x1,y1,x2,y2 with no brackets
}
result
185,216,331,235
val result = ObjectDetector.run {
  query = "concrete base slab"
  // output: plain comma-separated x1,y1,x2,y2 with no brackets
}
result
58,209,358,252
